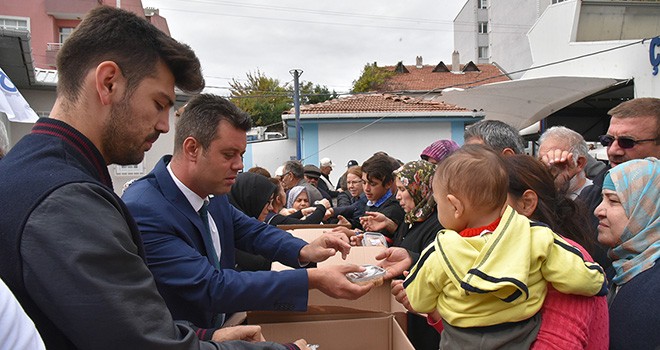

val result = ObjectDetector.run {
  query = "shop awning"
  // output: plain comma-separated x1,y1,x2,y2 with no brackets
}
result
438,76,626,130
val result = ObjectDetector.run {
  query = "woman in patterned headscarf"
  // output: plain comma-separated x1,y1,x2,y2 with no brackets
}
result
389,160,445,350
595,157,659,350
390,160,442,252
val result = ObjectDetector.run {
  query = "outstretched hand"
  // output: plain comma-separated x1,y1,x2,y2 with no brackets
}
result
336,214,351,227
308,264,373,299
360,211,397,233
376,247,413,280
329,224,357,240
299,231,351,263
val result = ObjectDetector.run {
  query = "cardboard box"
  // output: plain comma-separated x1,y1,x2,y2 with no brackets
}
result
274,230,409,316
248,306,414,350
286,228,334,243
276,224,350,231
307,246,394,313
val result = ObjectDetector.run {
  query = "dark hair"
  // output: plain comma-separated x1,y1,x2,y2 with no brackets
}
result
608,97,660,142
56,6,204,104
361,153,399,185
283,160,304,179
464,120,525,154
248,166,271,178
269,177,286,209
504,155,594,252
434,144,508,212
174,94,251,153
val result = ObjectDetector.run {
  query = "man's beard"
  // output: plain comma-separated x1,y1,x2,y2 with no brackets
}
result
102,100,152,165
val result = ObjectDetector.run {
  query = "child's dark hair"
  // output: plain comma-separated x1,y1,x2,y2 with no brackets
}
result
434,144,508,212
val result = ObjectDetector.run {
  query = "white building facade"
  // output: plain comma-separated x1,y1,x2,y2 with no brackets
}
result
454,0,566,78
522,0,660,98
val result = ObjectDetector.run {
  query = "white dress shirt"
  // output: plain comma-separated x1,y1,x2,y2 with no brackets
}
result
167,163,222,261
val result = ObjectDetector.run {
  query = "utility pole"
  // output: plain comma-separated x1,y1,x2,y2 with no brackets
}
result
290,69,303,160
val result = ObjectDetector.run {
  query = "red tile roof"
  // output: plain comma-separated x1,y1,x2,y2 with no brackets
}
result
284,93,469,115
380,63,510,92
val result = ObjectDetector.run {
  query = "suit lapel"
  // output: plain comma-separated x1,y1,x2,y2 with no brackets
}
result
153,156,217,262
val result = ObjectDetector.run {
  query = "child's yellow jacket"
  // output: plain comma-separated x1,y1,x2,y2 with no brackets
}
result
404,206,607,327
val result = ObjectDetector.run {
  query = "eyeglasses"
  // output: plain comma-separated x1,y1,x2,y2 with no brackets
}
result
599,135,658,149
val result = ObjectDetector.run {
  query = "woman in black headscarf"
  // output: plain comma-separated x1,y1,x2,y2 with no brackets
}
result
229,172,277,221
228,172,278,271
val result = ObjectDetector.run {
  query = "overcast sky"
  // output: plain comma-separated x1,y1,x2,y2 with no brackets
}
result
141,0,466,96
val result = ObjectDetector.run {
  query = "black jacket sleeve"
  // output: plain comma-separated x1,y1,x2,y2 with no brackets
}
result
21,184,229,350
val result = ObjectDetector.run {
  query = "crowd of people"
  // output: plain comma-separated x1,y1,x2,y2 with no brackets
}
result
0,5,658,350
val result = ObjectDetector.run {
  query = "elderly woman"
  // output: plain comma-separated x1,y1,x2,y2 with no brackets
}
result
264,184,328,225
595,157,659,350
287,185,310,211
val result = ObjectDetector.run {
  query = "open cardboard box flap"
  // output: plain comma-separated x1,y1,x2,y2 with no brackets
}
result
248,305,389,324
248,306,414,350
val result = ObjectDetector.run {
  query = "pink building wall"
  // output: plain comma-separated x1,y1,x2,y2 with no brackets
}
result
0,0,168,69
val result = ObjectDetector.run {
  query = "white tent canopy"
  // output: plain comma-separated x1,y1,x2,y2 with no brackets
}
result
437,76,625,130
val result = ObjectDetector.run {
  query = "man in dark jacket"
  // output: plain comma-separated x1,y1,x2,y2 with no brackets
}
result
0,6,300,350
123,94,370,330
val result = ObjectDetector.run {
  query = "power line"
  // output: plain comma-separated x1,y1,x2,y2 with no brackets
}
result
200,39,649,100
296,38,650,158
154,6,451,32
155,0,455,25
418,38,647,98
301,116,387,162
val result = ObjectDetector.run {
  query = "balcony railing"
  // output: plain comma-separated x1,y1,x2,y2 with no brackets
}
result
45,43,63,68
46,43,63,51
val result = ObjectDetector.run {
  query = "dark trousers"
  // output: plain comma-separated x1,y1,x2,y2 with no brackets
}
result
440,313,541,350
407,312,441,350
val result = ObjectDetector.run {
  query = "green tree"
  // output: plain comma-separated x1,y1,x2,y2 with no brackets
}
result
300,82,338,105
229,70,291,129
351,62,395,93
229,70,337,131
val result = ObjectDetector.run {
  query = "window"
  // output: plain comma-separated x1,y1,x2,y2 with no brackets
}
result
116,162,145,176
59,27,74,44
0,16,29,31
478,46,489,59
478,21,488,34
478,0,488,9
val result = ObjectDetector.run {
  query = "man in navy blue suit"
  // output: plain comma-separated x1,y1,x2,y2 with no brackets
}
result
123,94,372,329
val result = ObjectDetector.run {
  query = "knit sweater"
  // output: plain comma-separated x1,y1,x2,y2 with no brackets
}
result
531,238,609,350
608,261,660,350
